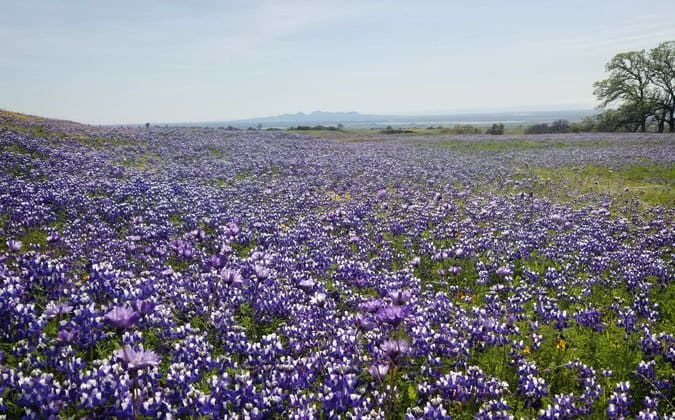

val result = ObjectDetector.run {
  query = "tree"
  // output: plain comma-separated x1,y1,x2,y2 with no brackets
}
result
550,119,570,133
593,41,675,132
593,50,656,132
485,123,504,135
648,41,675,132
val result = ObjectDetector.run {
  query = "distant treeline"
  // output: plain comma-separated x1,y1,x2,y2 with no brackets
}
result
288,124,344,131
420,123,505,135
525,119,571,134
381,125,414,134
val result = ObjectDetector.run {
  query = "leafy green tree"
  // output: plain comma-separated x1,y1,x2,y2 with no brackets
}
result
550,119,570,133
593,50,656,132
485,123,504,135
648,41,675,132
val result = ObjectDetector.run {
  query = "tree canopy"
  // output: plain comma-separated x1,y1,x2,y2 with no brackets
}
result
593,41,675,132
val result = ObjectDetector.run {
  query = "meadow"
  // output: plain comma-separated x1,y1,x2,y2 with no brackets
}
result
0,111,673,418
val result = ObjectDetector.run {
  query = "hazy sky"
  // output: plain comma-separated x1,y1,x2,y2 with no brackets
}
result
2,1,674,124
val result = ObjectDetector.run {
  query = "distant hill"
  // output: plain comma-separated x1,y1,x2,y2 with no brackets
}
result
0,109,89,134
241,111,383,124
198,109,598,129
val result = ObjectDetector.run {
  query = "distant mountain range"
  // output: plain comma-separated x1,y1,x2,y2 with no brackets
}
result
171,109,598,129
236,111,386,124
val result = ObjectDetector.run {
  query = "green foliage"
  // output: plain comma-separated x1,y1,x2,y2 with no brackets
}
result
485,123,504,135
521,162,674,208
288,125,343,131
78,336,119,363
0,121,67,140
116,152,161,170
381,125,414,134
168,213,184,227
43,319,59,338
233,239,258,258
429,138,565,152
439,124,482,135
168,256,191,272
21,227,47,249
525,120,570,134
234,302,284,342
74,135,143,149
593,40,675,132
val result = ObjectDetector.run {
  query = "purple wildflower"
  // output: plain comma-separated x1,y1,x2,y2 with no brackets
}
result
56,328,78,344
368,364,389,381
104,306,141,330
380,339,409,363
7,239,22,252
132,299,155,316
389,289,412,305
114,345,161,370
376,305,408,327
44,301,73,319
360,298,384,313
220,268,244,288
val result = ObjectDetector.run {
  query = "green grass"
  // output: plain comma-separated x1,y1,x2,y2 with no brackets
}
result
116,151,161,170
0,122,67,140
520,163,674,208
20,227,48,249
73,135,144,149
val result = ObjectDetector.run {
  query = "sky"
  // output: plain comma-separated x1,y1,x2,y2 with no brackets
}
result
1,1,674,124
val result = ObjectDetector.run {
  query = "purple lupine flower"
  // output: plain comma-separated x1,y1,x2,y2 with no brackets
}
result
354,314,376,332
607,381,633,419
517,374,548,408
114,345,161,370
448,265,462,275
46,231,60,242
368,364,389,382
311,292,327,307
553,310,569,331
477,398,512,419
389,289,412,305
640,330,662,357
380,339,409,363
226,221,239,236
376,305,408,327
298,278,316,291
636,408,659,420
220,268,244,288
132,299,155,316
104,306,141,330
208,254,226,269
575,306,605,332
360,298,384,313
496,266,512,276
636,360,656,380
44,301,73,319
56,328,78,343
190,228,206,241
253,264,270,280
7,239,22,252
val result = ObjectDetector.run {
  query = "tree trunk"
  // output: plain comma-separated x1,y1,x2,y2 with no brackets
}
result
656,111,666,133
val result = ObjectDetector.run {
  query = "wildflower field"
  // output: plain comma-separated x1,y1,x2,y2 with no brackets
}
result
0,111,674,418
